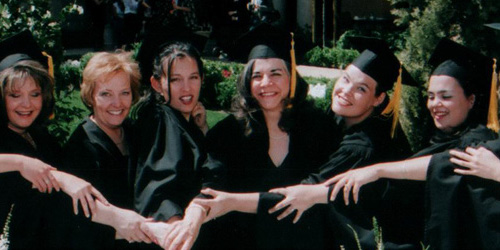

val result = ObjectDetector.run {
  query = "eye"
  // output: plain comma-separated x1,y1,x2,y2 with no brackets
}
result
7,93,20,98
99,91,111,97
442,95,452,99
190,75,200,80
427,95,434,101
121,91,131,96
170,77,180,83
252,74,262,80
357,86,367,93
31,92,41,97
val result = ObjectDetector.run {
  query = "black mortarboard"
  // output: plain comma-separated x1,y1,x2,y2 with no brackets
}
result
232,23,292,63
429,38,498,129
485,23,500,30
136,29,207,86
346,36,417,92
0,30,48,72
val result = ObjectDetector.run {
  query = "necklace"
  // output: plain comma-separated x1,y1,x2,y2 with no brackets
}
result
21,132,37,149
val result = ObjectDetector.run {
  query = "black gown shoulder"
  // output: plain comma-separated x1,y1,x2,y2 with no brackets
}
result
133,101,209,221
425,124,498,249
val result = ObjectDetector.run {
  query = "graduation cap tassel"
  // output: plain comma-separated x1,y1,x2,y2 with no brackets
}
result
41,51,54,78
288,32,297,108
381,66,403,138
487,58,499,132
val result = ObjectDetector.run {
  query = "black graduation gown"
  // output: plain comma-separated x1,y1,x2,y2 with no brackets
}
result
0,126,61,249
55,117,136,249
133,101,216,221
424,124,498,250
283,115,413,250
203,105,339,249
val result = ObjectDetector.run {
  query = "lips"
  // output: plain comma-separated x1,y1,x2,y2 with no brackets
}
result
335,94,352,106
108,110,124,115
15,111,33,117
432,109,448,120
260,91,278,97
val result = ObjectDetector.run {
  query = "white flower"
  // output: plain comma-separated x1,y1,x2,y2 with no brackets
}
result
308,84,327,98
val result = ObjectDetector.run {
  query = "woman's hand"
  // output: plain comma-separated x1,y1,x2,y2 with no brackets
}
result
52,171,109,217
141,221,172,247
268,184,328,223
191,102,208,135
324,167,380,205
160,216,203,250
18,157,60,193
450,147,500,182
114,208,154,244
192,188,235,221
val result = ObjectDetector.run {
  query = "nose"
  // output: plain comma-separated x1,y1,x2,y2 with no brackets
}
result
260,74,273,87
20,95,31,108
181,79,191,91
111,94,121,106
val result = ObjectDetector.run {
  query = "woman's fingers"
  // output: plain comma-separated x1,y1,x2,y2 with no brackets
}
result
91,187,109,205
200,188,215,196
48,173,60,192
85,192,97,215
323,174,343,186
343,179,353,205
79,194,90,218
277,206,296,220
293,210,304,224
269,199,288,214
449,149,473,162
450,157,472,169
330,180,344,201
453,167,474,176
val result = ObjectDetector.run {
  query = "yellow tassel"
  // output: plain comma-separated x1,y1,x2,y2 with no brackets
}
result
41,51,54,78
42,51,55,120
288,32,297,109
381,66,403,138
487,58,499,132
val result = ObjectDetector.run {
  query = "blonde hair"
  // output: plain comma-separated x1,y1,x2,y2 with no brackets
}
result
81,51,141,108
0,60,54,126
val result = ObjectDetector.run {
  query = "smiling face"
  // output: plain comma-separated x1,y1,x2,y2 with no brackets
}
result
152,56,202,120
250,58,290,113
331,65,386,127
4,76,43,134
91,71,132,131
427,75,475,133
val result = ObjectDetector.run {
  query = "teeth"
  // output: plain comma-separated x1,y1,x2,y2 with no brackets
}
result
180,96,192,101
16,111,32,115
261,92,275,96
108,110,123,115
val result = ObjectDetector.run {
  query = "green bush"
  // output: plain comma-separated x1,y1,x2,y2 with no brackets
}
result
202,60,243,110
304,46,359,69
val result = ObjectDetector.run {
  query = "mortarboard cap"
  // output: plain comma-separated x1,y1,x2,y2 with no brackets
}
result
346,36,417,91
232,23,292,63
0,30,48,72
346,36,417,137
429,38,498,130
136,29,207,86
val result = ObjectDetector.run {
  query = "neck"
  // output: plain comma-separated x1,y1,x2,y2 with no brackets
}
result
90,116,123,143
343,109,374,129
7,124,26,135
263,109,286,136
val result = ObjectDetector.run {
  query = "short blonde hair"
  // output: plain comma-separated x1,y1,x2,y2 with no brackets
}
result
81,51,141,108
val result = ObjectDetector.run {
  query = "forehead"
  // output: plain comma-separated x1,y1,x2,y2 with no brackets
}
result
252,58,286,71
343,65,377,87
428,75,463,92
7,76,40,92
165,56,199,73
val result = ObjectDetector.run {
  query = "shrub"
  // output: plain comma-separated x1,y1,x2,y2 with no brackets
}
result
304,46,359,69
202,60,243,110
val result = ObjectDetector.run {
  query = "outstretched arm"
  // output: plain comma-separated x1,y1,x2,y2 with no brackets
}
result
450,147,500,182
0,154,60,193
324,155,431,205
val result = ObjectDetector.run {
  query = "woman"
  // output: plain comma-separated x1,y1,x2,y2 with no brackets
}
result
324,39,498,249
61,51,153,248
192,36,413,250
132,42,215,248
0,50,109,248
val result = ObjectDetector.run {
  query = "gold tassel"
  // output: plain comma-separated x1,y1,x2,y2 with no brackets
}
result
42,51,55,120
287,32,297,109
487,58,499,132
381,66,403,138
41,51,54,78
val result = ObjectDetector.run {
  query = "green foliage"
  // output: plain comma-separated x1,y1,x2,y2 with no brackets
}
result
0,204,14,250
47,90,88,144
304,46,359,69
304,76,336,112
207,110,228,128
202,60,243,110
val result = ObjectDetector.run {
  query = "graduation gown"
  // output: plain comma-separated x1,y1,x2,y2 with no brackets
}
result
133,100,217,221
55,117,137,249
203,104,339,249
0,125,61,249
267,114,412,250
424,124,498,250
